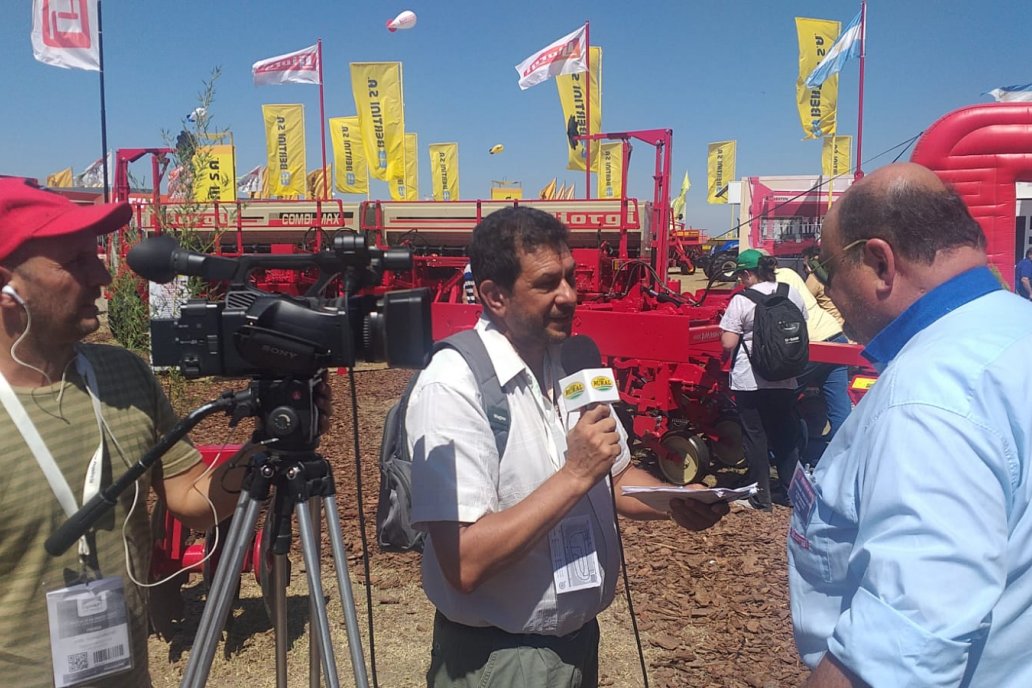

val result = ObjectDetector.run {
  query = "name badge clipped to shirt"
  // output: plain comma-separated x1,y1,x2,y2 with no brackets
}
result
548,514,602,593
46,577,133,687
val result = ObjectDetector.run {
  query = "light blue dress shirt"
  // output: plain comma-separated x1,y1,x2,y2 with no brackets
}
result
788,267,1032,687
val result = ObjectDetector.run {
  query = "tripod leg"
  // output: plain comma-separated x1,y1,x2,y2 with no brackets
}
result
322,494,371,688
308,499,322,688
295,499,342,688
181,491,263,688
272,553,289,688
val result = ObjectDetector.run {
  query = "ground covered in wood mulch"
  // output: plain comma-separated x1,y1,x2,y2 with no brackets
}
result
152,365,807,687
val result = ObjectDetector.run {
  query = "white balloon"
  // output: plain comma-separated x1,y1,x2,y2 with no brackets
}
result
386,10,417,32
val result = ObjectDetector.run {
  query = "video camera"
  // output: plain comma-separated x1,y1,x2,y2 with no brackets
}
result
127,233,432,379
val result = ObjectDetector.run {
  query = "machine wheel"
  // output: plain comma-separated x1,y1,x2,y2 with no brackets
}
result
711,251,739,282
710,416,746,468
678,261,696,275
657,432,710,485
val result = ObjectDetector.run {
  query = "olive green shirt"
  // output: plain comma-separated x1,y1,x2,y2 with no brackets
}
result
0,344,199,687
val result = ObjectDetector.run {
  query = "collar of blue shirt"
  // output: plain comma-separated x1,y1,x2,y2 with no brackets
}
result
862,266,1001,366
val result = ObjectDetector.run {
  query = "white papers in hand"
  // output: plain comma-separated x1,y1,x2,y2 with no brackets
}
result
621,483,758,511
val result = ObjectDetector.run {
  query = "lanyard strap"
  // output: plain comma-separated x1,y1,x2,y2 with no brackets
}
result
0,352,105,558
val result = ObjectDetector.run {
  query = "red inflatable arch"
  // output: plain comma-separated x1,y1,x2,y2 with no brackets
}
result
910,103,1032,288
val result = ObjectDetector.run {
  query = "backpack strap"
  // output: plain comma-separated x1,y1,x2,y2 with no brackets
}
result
775,282,789,298
435,329,511,458
733,288,765,362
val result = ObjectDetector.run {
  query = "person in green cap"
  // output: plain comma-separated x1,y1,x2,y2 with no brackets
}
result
718,248,808,510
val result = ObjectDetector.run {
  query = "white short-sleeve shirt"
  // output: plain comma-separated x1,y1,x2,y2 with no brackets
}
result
406,317,631,636
719,281,808,391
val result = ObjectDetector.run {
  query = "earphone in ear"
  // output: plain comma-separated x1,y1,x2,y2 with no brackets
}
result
2,285,25,306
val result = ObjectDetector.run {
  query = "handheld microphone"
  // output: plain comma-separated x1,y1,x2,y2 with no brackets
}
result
558,334,619,413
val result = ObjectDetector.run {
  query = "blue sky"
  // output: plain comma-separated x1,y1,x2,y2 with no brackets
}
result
2,1,1029,233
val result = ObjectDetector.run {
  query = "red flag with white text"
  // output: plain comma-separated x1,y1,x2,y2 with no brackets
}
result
252,44,320,86
31,0,100,71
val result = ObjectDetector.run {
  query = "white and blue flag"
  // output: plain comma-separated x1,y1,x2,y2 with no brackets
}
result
805,11,863,88
987,83,1032,102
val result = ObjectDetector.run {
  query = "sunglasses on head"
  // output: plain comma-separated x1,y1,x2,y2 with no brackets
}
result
806,239,868,287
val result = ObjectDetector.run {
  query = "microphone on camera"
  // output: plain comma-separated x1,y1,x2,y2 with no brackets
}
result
127,234,237,284
558,334,619,414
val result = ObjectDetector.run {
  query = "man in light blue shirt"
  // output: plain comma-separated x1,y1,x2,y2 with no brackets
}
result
788,163,1032,687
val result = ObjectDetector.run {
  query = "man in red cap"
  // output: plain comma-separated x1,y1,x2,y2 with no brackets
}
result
0,179,247,686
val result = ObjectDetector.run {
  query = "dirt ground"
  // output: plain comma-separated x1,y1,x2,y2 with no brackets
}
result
142,361,808,688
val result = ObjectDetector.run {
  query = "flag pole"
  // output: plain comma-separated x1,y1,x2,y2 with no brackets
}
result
317,39,329,199
584,21,591,200
98,0,110,202
853,0,867,180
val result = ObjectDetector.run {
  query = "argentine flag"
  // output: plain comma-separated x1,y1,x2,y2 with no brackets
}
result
987,83,1032,102
805,11,863,88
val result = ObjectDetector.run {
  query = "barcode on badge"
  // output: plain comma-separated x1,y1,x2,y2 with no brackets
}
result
67,652,88,672
92,644,125,665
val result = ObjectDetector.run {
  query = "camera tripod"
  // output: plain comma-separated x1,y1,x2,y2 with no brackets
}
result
45,375,371,688
181,446,369,688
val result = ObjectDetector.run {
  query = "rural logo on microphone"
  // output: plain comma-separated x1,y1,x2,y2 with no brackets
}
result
563,381,585,400
591,375,614,391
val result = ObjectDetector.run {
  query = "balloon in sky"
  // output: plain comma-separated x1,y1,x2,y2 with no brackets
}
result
489,144,505,155
386,10,417,32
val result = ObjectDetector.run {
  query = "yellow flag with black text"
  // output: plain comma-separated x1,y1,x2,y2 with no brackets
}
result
429,142,459,201
822,135,852,179
795,18,839,140
391,133,418,201
191,144,236,202
707,141,736,204
350,62,406,182
597,142,623,199
329,116,369,194
557,46,602,172
262,104,306,197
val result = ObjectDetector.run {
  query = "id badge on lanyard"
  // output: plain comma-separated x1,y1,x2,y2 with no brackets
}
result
46,577,134,687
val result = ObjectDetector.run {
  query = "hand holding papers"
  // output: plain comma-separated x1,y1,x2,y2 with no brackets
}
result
621,483,758,512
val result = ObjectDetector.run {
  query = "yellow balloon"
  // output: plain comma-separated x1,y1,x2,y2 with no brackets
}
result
489,144,505,155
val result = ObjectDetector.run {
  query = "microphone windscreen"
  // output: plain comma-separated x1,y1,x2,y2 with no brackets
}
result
127,234,179,284
560,334,602,374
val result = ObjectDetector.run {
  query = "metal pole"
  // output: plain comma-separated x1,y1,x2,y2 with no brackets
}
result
318,39,330,199
97,0,110,202
584,21,591,200
854,0,867,180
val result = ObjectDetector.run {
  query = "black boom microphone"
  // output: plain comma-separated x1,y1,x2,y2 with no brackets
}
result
127,234,237,284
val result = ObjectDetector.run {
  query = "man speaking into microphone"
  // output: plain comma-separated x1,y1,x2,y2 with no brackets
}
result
407,207,727,688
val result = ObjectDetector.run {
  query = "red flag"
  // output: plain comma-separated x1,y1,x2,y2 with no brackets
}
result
252,44,320,86
31,0,100,71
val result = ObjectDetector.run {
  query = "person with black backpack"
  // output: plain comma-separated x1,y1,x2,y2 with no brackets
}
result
406,207,728,688
719,249,809,511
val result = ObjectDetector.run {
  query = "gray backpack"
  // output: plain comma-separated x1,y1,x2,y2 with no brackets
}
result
375,330,510,552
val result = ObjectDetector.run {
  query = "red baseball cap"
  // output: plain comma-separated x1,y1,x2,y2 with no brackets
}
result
0,178,131,261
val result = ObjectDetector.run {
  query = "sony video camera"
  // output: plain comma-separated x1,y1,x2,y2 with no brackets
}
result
127,233,432,378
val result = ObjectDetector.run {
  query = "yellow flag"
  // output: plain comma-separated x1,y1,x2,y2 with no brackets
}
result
306,166,331,199
350,62,406,182
429,142,459,201
262,104,306,197
46,167,73,188
707,141,736,205
191,144,236,202
259,166,271,199
391,133,418,201
597,142,623,199
539,178,557,199
671,171,691,220
328,116,368,194
796,18,840,140
556,46,602,172
822,135,852,204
